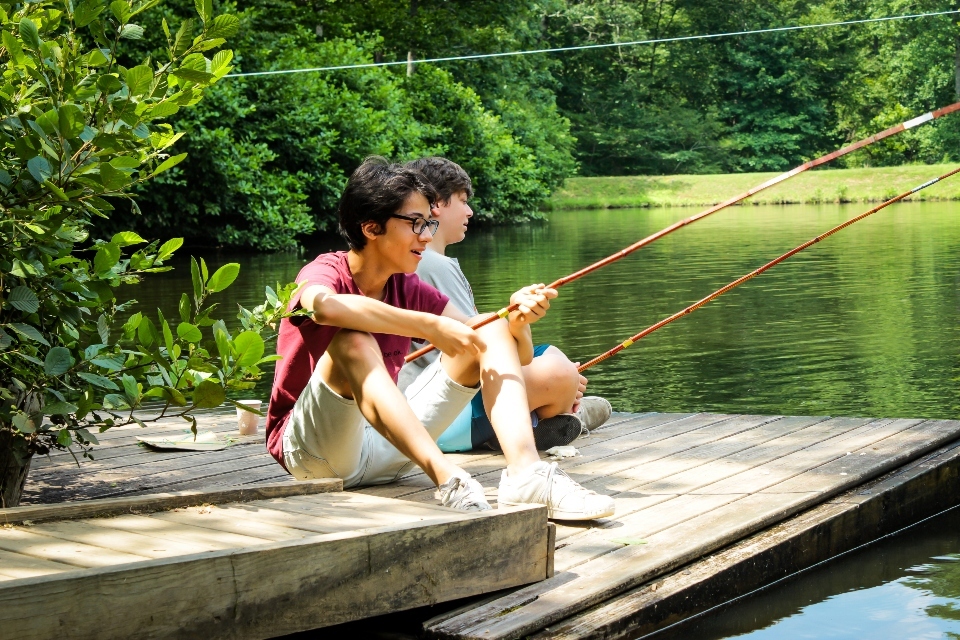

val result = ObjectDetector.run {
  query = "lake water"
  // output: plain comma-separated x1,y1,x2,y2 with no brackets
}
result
138,201,960,419
134,202,960,638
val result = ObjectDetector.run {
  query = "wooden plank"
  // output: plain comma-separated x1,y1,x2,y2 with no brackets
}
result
148,505,323,541
1,478,341,525
22,519,225,559
80,513,277,550
359,413,726,503
0,548,77,579
428,417,960,638
0,528,153,568
356,413,695,500
0,505,550,640
552,418,915,570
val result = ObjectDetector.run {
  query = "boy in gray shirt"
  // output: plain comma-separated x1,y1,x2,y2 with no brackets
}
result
399,157,612,451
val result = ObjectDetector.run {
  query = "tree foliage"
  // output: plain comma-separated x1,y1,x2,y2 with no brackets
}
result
0,0,299,504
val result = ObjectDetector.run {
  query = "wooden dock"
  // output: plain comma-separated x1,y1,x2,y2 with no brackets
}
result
9,409,960,639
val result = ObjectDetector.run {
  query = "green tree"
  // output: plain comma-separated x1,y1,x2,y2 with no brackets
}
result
0,0,298,508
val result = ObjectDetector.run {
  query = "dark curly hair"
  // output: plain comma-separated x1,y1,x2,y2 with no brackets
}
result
338,156,439,251
405,156,473,205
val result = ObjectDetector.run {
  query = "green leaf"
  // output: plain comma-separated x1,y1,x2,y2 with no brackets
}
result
122,312,142,340
211,49,234,75
110,156,141,169
119,23,144,39
97,314,110,344
9,322,50,346
176,322,202,343
159,311,174,354
610,538,648,546
171,68,215,85
77,371,119,390
85,48,109,67
56,429,73,447
36,109,60,136
99,163,132,190
103,393,130,410
109,0,132,23
195,0,212,23
112,231,146,247
207,263,240,293
137,315,158,347
0,329,11,349
45,401,78,416
192,378,225,408
162,386,187,406
8,286,39,313
74,2,106,27
97,74,122,94
151,152,187,177
190,256,203,301
157,237,183,261
178,293,191,323
122,373,140,405
91,357,123,371
124,65,153,97
206,14,239,39
233,331,264,368
27,156,52,183
44,347,74,376
94,242,121,275
58,104,85,138
19,18,40,50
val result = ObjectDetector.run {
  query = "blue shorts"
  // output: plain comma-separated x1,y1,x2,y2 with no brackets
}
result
436,344,551,452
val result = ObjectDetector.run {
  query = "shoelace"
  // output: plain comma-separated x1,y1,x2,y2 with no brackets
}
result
445,477,487,510
541,461,594,504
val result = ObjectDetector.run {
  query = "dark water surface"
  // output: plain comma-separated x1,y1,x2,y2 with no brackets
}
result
135,202,960,639
653,506,960,640
139,201,960,419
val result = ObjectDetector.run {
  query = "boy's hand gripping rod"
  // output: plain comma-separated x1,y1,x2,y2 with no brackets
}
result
405,101,960,364
576,165,960,373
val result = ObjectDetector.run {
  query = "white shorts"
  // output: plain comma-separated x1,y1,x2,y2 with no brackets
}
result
282,356,478,488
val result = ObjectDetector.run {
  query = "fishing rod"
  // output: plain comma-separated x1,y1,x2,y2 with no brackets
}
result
406,101,960,364
575,165,960,374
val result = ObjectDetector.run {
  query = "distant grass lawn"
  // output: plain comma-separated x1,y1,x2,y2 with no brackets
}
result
545,164,960,210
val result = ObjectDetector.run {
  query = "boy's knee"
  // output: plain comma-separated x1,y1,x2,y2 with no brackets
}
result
328,330,381,363
475,318,512,343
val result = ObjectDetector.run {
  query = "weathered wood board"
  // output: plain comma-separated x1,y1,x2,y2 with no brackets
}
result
0,483,551,639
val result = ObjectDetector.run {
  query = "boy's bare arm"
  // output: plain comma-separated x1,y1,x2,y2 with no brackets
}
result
301,284,485,357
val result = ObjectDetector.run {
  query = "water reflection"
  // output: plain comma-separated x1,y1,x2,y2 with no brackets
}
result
131,202,960,419
657,508,960,639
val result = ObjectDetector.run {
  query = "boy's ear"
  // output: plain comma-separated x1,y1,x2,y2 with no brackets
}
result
361,220,385,241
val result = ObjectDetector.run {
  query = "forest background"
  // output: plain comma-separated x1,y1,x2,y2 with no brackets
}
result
104,0,960,251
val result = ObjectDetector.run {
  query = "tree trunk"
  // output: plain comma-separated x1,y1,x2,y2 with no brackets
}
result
955,32,960,99
0,434,32,508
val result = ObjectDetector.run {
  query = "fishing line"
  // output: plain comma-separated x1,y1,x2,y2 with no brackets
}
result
633,498,960,640
405,102,960,363
225,10,960,78
577,165,960,373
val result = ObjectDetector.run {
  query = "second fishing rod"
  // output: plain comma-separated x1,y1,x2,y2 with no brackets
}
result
405,101,960,364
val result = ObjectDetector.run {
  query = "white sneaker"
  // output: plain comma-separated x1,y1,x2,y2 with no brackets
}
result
438,474,491,512
498,461,615,521
576,396,612,431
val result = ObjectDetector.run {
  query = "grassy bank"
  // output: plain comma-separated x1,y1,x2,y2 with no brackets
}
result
545,164,960,210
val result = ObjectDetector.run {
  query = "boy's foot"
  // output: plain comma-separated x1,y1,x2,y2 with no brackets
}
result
498,461,615,521
480,414,583,452
438,474,491,512
577,396,612,431
533,413,583,450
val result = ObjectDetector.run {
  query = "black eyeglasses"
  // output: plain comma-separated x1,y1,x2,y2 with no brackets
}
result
390,213,439,236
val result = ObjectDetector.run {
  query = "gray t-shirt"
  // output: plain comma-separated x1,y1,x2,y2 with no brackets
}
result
398,249,478,390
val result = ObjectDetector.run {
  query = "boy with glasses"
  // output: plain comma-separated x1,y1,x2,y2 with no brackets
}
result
266,157,615,520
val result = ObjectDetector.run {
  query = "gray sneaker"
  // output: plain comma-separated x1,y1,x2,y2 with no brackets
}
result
576,396,612,431
438,474,491,512
498,461,615,521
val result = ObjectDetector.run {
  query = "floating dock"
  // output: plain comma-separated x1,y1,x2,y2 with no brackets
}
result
10,409,960,639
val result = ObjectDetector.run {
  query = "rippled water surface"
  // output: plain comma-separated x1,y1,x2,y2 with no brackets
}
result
139,201,960,419
656,507,960,640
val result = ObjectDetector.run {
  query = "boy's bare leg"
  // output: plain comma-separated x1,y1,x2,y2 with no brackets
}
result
522,346,581,419
321,329,462,486
441,319,540,475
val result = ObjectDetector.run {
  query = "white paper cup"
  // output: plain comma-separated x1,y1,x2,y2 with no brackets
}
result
236,400,262,435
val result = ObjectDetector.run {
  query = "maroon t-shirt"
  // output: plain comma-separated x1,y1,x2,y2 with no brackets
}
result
266,251,449,467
